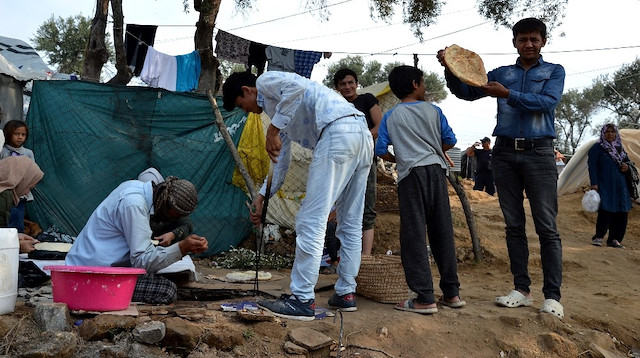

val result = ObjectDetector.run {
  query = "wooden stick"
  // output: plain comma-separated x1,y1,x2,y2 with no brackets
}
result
206,90,258,201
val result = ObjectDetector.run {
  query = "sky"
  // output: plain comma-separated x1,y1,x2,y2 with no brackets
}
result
1,0,639,148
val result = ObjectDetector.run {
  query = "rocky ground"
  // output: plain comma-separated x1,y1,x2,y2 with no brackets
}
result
1,173,639,358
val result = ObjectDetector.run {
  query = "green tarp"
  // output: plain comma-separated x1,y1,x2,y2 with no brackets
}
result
26,80,252,255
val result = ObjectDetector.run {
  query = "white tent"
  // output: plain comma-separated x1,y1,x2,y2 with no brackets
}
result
0,35,69,127
557,129,640,196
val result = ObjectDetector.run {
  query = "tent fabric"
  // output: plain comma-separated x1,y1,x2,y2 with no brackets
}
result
557,129,640,196
0,36,68,81
26,80,252,256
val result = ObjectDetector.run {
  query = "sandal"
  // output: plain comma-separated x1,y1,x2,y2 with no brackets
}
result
319,266,337,275
394,298,438,315
438,296,467,308
540,298,564,319
607,240,625,249
495,290,533,308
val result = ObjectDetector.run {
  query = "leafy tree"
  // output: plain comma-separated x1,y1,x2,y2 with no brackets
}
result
32,14,112,76
554,83,604,154
599,58,640,129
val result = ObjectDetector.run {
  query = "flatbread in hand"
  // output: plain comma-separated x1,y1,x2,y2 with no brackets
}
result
444,44,488,87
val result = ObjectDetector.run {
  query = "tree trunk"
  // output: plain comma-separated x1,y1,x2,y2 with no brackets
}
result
107,0,133,85
447,173,483,262
194,0,222,93
83,0,110,82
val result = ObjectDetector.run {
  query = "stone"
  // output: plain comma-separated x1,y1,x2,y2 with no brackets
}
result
284,341,308,355
33,302,71,332
499,315,524,327
77,314,136,341
132,320,166,344
162,317,205,350
538,332,579,358
20,331,77,358
201,323,244,351
288,327,333,351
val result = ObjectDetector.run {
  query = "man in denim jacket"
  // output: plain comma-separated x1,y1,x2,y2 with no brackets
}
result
437,18,566,319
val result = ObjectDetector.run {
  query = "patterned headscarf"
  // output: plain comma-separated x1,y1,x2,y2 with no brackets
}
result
598,123,628,167
153,176,198,216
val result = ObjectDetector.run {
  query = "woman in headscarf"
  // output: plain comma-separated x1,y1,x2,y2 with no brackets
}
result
588,124,633,248
0,156,44,253
0,156,44,227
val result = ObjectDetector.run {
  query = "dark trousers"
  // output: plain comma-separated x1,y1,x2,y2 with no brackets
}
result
492,146,563,301
595,209,628,244
397,164,460,304
324,220,339,262
473,172,495,195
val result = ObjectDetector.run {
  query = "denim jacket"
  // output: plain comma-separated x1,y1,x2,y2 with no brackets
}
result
446,56,565,139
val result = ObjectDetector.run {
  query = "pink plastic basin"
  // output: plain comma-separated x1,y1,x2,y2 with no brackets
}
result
43,265,146,311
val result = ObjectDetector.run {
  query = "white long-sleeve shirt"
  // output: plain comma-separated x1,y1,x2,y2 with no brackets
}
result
255,71,364,196
66,180,182,272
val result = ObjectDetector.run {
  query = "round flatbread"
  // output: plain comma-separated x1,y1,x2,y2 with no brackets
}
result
34,242,73,253
225,270,272,282
444,44,488,87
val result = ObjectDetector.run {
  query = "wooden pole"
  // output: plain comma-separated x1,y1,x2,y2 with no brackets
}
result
447,173,483,262
206,90,258,201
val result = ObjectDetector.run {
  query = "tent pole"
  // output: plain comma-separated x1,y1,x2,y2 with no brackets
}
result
206,90,258,201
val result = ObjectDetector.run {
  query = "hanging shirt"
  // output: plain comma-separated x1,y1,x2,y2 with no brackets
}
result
248,42,268,75
140,47,177,91
265,46,295,72
125,24,157,76
294,50,322,78
176,51,201,92
215,30,250,65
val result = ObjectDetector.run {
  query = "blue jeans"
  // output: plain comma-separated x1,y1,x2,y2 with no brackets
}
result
492,145,562,301
9,200,26,233
290,116,373,300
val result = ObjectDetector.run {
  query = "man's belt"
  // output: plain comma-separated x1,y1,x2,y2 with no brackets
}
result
495,136,553,151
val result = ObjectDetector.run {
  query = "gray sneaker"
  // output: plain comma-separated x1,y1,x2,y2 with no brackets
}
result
257,294,315,321
591,237,603,247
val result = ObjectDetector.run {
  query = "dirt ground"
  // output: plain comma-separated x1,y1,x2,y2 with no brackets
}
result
225,172,640,357
3,171,640,357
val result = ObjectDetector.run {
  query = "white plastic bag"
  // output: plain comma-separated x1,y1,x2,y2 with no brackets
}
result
582,190,600,213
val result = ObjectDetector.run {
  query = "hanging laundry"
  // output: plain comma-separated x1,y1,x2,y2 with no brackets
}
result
266,46,295,73
176,51,201,92
125,24,157,76
140,46,177,91
248,42,267,75
294,50,322,78
215,30,250,66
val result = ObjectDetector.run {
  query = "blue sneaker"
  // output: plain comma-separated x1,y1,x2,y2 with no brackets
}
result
257,294,315,321
328,292,357,312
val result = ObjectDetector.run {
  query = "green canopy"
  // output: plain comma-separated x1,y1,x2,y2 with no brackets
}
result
26,80,252,256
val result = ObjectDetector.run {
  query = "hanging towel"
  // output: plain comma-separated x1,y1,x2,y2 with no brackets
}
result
215,30,250,65
265,46,295,72
125,24,157,76
140,46,177,91
248,42,267,75
176,51,201,92
294,50,322,78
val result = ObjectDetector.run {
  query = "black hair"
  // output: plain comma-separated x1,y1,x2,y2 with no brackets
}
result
3,120,29,145
333,68,358,88
512,18,547,39
222,71,257,111
388,65,423,100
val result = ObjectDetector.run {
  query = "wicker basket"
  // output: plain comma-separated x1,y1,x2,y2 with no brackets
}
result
356,254,409,303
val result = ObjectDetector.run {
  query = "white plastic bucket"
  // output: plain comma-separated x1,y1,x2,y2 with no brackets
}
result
0,228,19,315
